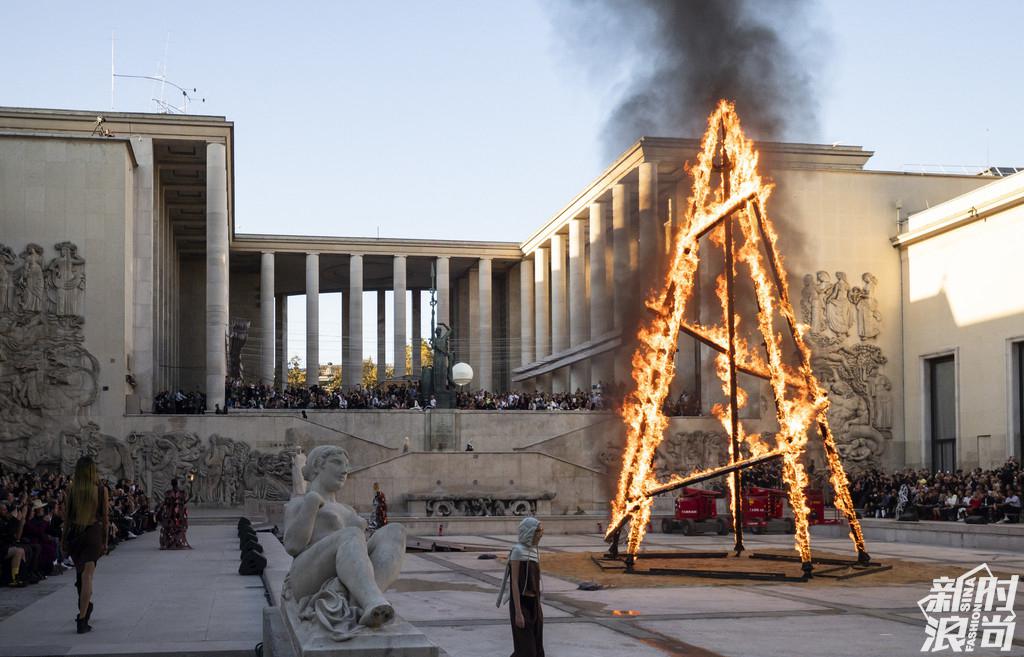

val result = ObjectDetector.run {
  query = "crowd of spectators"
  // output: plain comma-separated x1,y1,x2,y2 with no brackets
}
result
694,457,1024,525
0,465,156,588
850,458,1024,523
455,388,610,411
224,382,423,410
151,378,717,416
153,389,207,415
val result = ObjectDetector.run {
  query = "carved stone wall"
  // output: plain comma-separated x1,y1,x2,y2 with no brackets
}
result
0,242,99,471
125,431,292,504
57,425,294,505
801,270,892,470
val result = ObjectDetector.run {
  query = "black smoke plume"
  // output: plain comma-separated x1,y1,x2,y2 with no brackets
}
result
550,0,827,158
548,0,829,398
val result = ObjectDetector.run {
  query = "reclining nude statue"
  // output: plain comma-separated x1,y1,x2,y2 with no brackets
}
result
282,445,406,639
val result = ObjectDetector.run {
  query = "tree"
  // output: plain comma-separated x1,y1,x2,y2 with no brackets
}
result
405,339,433,373
361,358,395,388
287,355,305,388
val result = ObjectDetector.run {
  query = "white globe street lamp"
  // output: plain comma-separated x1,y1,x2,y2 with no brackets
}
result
451,362,473,388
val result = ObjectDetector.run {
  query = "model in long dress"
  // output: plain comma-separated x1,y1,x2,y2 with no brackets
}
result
158,479,191,549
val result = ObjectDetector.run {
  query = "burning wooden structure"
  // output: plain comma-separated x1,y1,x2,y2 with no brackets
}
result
606,101,871,577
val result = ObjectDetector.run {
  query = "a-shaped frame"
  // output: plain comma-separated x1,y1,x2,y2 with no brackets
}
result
606,101,869,571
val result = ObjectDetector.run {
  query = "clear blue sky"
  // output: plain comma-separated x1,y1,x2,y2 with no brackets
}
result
4,1,1022,367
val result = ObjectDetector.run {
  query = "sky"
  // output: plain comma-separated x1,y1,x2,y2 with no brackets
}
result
4,1,1023,367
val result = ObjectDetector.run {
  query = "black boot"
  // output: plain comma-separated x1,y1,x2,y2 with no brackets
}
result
76,616,92,634
85,602,94,622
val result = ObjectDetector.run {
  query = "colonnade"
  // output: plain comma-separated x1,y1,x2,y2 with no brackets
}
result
202,158,683,402
517,162,686,394
249,254,460,392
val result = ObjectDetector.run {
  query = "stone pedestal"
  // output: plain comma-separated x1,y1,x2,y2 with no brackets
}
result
264,604,438,657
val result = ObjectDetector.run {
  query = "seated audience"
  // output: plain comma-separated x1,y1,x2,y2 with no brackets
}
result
0,465,156,588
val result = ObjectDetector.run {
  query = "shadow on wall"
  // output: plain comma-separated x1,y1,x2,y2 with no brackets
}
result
902,280,1024,470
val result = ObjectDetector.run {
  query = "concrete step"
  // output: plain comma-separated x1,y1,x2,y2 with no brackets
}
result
812,516,1024,551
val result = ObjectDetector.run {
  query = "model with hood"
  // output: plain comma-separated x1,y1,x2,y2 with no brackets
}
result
496,516,545,656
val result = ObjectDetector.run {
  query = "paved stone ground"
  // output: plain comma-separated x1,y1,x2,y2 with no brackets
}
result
403,531,1024,657
3,525,1024,656
0,525,267,656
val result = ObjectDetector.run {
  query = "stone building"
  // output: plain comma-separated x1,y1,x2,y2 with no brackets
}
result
0,106,1021,515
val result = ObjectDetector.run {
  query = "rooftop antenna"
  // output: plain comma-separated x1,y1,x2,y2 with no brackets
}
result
111,34,206,114
110,32,115,110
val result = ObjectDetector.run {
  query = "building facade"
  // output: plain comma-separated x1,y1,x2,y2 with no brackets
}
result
1,106,1021,513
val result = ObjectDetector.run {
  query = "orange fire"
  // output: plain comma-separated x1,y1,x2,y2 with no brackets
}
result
607,100,868,564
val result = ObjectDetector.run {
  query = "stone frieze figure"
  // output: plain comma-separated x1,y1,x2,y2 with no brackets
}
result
811,270,831,334
849,272,881,341
17,244,46,313
46,242,86,317
825,271,853,336
0,244,16,313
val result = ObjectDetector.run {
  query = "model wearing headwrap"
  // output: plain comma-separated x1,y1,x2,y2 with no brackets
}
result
496,517,544,657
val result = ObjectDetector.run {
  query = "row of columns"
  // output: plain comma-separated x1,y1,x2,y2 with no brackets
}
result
520,162,666,393
251,254,452,391
203,161,669,401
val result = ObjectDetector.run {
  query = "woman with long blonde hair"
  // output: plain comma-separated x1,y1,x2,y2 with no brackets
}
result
62,456,108,634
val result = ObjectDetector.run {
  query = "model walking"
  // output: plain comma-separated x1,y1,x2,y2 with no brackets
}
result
158,478,192,549
62,456,108,634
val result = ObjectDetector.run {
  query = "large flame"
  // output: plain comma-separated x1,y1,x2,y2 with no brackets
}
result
607,100,867,562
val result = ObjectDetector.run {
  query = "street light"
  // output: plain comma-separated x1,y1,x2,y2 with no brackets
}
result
452,362,473,388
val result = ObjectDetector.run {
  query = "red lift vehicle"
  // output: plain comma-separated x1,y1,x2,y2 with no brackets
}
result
743,486,795,534
661,487,729,536
805,488,840,525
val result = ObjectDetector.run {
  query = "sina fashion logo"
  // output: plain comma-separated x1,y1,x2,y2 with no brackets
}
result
918,563,1019,652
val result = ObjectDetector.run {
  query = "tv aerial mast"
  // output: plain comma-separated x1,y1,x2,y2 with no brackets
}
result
110,33,205,113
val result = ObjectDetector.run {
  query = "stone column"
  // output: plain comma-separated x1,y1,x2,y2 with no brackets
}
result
277,294,288,389
305,253,320,388
346,255,364,389
568,218,589,391
341,288,349,383
436,256,450,328
393,255,407,378
612,182,633,384
478,257,493,391
520,257,534,366
612,184,632,332
377,290,387,383
205,142,229,410
550,233,569,392
411,290,421,376
589,202,611,385
260,252,275,386
468,268,479,387
534,246,550,359
638,162,660,285
508,264,522,388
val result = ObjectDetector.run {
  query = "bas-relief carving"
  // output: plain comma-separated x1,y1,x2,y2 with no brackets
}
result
801,270,891,470
125,431,293,504
653,430,728,479
0,242,100,472
413,493,549,517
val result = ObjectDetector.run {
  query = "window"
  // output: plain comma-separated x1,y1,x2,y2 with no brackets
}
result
1014,342,1024,458
928,355,957,472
